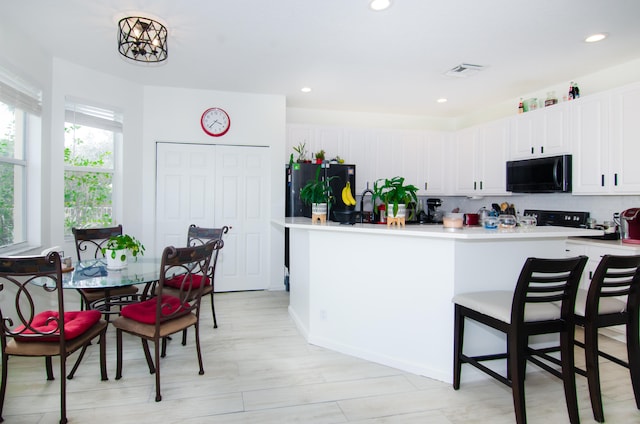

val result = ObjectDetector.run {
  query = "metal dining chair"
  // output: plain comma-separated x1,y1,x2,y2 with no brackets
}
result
0,252,108,424
112,240,220,402
72,225,139,318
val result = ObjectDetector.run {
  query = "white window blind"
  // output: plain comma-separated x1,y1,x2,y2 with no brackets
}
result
0,68,42,115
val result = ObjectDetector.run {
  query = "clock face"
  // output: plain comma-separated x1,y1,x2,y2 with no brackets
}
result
200,108,230,137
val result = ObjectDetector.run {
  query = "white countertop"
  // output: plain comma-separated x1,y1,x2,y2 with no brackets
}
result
281,217,603,240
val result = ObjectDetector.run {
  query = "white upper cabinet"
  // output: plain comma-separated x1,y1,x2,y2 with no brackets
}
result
572,82,640,194
509,102,571,159
344,129,376,194
420,131,448,195
571,92,610,194
454,119,510,196
610,83,640,193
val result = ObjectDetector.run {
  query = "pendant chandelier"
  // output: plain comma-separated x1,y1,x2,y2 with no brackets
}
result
118,16,168,63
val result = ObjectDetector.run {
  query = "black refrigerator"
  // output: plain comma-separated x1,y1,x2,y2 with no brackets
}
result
284,162,356,290
285,162,356,219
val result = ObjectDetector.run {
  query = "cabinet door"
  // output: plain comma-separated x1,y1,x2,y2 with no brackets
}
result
571,93,610,194
397,131,423,194
510,112,536,159
453,127,478,194
344,129,376,193
542,102,571,156
611,83,640,194
477,118,510,194
509,105,570,160
315,127,344,162
422,131,447,195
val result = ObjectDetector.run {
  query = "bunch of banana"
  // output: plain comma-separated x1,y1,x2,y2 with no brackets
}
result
341,181,356,206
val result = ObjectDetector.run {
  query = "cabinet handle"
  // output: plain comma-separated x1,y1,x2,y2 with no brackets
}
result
530,147,534,154
601,174,605,187
589,271,592,280
424,182,428,190
540,146,544,154
473,181,477,190
614,173,618,186
480,181,483,190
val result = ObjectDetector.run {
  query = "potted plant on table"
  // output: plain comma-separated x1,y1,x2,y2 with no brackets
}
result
299,166,337,223
372,176,419,221
314,150,325,164
102,234,145,270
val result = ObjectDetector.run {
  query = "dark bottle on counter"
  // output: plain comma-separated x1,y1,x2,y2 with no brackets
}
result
572,82,580,99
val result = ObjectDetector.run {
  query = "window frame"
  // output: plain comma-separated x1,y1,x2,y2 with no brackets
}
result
0,71,41,253
63,98,122,237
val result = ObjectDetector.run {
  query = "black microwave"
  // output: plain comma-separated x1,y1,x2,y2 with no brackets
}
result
506,155,572,193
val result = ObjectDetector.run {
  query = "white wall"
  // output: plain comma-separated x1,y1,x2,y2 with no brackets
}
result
50,59,145,257
141,86,286,289
287,58,640,132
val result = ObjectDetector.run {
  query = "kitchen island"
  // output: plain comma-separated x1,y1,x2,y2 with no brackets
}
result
282,217,601,384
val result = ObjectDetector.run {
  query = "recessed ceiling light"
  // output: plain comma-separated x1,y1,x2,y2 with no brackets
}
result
437,98,447,103
301,87,311,93
585,33,607,43
370,0,391,11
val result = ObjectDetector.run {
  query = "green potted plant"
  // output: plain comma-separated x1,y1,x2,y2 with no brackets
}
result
314,149,325,164
299,166,337,222
372,176,419,219
101,234,145,270
293,142,309,163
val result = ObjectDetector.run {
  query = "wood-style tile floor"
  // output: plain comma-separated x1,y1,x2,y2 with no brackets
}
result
2,290,639,423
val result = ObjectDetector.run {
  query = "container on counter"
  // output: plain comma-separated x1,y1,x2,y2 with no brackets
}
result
443,213,464,230
518,215,537,228
483,216,499,229
498,214,517,229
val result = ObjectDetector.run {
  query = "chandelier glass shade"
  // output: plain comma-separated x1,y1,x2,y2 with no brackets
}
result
118,17,168,63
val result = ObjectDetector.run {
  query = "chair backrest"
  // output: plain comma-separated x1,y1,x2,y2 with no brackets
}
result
0,252,66,346
72,225,123,261
155,240,222,323
186,224,228,277
586,254,640,320
511,256,588,325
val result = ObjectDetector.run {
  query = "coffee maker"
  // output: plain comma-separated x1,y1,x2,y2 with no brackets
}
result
621,208,640,244
426,198,443,223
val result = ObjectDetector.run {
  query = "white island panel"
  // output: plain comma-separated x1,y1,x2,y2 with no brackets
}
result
284,218,601,383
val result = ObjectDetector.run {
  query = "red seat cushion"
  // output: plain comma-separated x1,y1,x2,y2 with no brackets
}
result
120,295,190,324
164,274,210,290
14,310,101,342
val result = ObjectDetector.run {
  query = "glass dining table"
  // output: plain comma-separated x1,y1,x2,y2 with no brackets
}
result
62,257,163,314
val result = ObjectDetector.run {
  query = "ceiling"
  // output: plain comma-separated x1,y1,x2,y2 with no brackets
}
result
3,0,640,118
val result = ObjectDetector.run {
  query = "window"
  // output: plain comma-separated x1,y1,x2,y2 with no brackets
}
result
64,100,122,235
0,70,41,250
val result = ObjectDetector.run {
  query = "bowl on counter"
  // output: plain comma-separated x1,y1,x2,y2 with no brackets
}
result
333,209,360,225
518,215,537,228
483,216,499,229
498,214,517,229
443,213,464,230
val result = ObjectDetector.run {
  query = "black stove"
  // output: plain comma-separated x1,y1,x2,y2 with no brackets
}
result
523,209,590,228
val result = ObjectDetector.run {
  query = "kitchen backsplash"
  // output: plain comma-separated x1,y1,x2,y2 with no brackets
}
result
436,194,640,225
356,193,640,225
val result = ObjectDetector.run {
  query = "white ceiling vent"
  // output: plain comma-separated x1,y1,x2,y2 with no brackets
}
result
444,63,485,78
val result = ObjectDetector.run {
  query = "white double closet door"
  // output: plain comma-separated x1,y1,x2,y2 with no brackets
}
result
155,142,270,291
